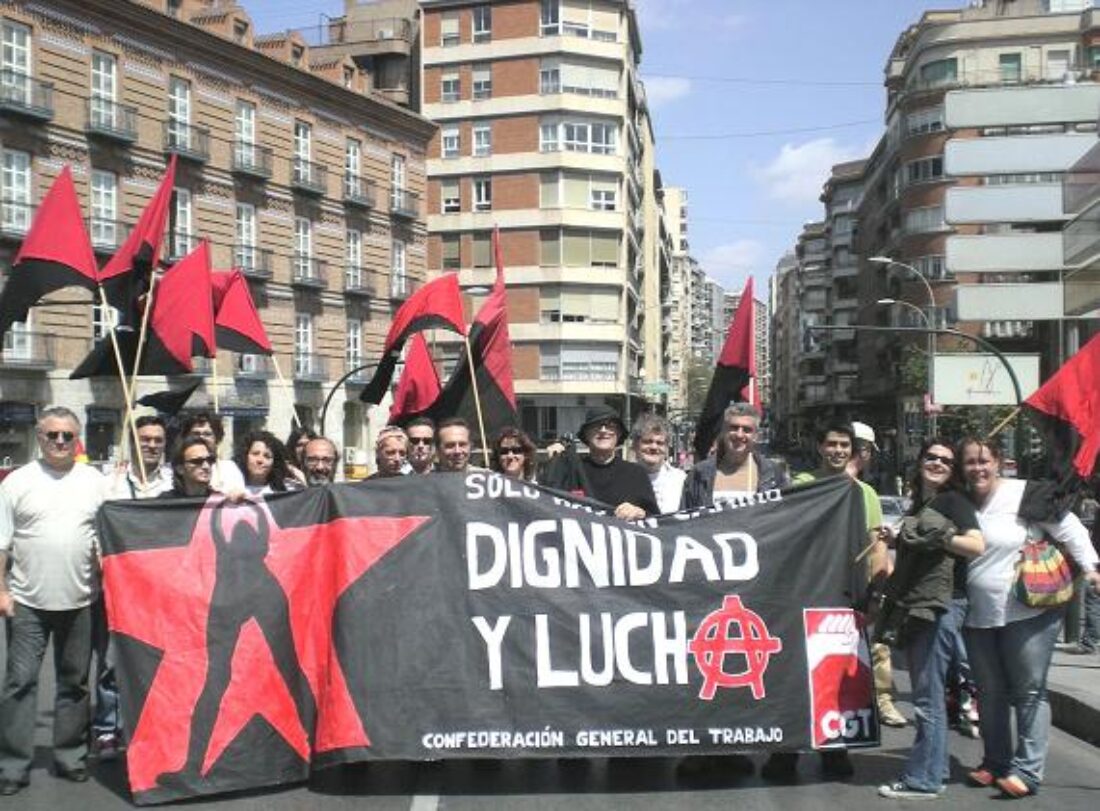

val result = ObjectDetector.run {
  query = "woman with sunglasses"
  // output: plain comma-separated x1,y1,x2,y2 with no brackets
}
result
957,438,1099,798
491,427,537,482
877,439,985,801
233,431,296,495
162,436,219,498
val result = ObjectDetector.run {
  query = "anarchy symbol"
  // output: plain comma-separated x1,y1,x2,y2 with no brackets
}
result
689,595,783,701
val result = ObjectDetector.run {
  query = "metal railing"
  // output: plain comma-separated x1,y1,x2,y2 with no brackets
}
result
233,244,274,280
291,255,327,288
232,141,273,179
344,266,375,297
343,173,375,207
0,70,53,120
390,188,419,218
236,353,273,379
0,330,54,369
293,352,327,382
163,120,211,162
86,98,138,141
297,16,413,47
87,217,131,251
291,158,327,195
0,200,32,239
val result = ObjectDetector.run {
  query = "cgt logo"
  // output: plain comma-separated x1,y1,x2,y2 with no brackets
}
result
803,608,879,749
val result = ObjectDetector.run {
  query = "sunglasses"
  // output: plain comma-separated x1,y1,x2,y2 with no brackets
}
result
43,430,76,443
923,452,954,466
183,455,217,467
408,437,433,446
497,446,525,456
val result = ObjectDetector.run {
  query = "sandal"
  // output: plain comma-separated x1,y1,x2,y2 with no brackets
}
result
996,775,1033,798
966,768,996,787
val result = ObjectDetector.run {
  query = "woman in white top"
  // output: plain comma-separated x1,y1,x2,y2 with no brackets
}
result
233,431,298,496
959,438,1100,798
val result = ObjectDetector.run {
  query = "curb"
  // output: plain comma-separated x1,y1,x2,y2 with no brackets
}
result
1049,681,1100,747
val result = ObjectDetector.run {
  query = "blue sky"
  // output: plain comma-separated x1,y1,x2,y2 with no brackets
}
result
247,0,970,294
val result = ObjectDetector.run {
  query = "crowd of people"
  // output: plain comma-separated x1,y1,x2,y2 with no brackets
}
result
0,402,1098,800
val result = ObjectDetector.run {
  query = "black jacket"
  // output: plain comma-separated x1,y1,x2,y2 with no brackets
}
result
680,452,789,510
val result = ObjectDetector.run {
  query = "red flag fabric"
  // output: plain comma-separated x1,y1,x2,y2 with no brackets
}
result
1025,332,1100,479
99,156,177,310
359,273,467,404
694,278,757,459
150,240,216,370
389,334,441,423
0,166,99,335
211,270,272,355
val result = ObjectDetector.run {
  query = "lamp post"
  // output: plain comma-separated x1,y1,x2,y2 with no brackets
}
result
870,256,938,434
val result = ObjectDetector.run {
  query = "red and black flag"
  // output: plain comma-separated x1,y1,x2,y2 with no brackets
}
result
99,155,177,314
0,166,99,336
1024,331,1100,483
137,379,203,417
693,277,757,460
211,270,272,355
358,273,466,405
388,334,441,425
431,228,517,437
71,241,216,378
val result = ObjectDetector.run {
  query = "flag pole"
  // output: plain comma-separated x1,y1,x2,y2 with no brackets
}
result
986,406,1021,441
270,355,301,430
210,353,220,413
464,334,491,468
126,269,159,411
98,285,147,487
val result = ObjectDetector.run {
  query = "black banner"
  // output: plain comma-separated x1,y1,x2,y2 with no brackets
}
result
98,473,880,804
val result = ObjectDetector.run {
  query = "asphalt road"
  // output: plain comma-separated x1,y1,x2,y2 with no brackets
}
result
4,638,1100,809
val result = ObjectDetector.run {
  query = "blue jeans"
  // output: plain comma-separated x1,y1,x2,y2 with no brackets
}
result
901,609,955,792
964,608,1063,792
1080,584,1100,650
91,598,120,738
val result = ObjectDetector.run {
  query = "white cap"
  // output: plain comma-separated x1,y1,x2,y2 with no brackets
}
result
852,421,878,451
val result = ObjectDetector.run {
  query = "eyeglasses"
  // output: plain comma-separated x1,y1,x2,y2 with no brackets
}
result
183,455,217,467
923,452,954,466
497,446,525,456
43,430,76,443
408,437,433,446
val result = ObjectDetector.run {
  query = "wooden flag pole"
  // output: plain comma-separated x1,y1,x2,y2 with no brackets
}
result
270,354,301,430
986,406,1021,441
747,377,757,493
98,285,147,487
126,269,159,411
210,353,220,413
463,334,491,468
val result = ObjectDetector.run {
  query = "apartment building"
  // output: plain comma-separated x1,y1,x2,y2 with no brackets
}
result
0,0,434,465
688,263,723,365
768,251,799,448
662,185,690,413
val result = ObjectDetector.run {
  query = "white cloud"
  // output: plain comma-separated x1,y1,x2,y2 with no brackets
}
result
643,76,692,107
721,13,748,30
699,240,767,291
634,0,690,30
751,138,866,204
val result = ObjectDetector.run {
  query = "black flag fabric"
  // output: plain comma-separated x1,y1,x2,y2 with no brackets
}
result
137,380,202,416
99,475,876,805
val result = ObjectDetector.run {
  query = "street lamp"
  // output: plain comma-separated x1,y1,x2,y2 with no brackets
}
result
869,256,938,433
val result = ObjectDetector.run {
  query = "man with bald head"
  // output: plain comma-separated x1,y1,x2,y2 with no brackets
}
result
302,437,338,486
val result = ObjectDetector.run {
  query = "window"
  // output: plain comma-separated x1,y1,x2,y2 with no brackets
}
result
541,344,619,381
171,187,191,257
391,239,407,296
540,123,559,152
391,153,406,196
472,232,491,267
540,65,561,94
294,314,313,374
167,77,191,147
591,123,615,154
90,51,117,128
540,0,560,35
235,203,256,268
590,178,616,211
473,6,492,42
441,127,460,158
346,228,363,288
235,101,256,165
291,44,304,67
1046,49,1071,81
906,106,944,136
540,172,560,207
999,52,1022,84
553,121,617,154
472,65,491,99
1,20,30,104
91,304,119,341
903,205,945,234
441,178,460,213
295,217,313,277
345,137,361,179
441,13,459,46
555,60,619,97
233,19,249,44
343,67,354,88
473,124,491,157
442,234,460,270
539,228,561,265
90,170,117,248
912,254,950,281
441,72,459,102
294,120,311,182
473,177,492,211
346,319,362,367
905,155,943,185
540,287,618,323
1,149,31,233
918,58,957,87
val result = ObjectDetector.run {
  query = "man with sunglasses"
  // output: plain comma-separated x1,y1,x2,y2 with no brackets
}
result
406,418,436,475
0,407,107,795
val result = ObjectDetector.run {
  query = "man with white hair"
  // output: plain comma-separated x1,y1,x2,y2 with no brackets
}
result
630,414,685,514
0,406,106,795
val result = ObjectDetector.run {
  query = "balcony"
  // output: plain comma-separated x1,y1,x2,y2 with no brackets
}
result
1,331,54,370
291,255,327,289
290,158,327,195
343,267,375,298
232,141,273,180
0,70,53,121
390,188,419,219
344,359,372,384
163,120,210,163
233,244,274,281
293,352,327,383
182,357,213,377
236,353,273,379
389,275,419,300
0,200,32,241
343,174,375,208
85,98,138,142
87,218,131,253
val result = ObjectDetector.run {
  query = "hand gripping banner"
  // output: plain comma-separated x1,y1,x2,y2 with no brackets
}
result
97,474,879,804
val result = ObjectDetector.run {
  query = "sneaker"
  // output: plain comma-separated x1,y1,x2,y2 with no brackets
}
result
94,732,122,762
1066,642,1097,655
878,699,908,728
878,781,945,800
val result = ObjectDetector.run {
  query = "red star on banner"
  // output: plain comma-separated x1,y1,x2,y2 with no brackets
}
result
103,500,428,792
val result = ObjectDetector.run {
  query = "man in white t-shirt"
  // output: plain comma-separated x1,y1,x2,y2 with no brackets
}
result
0,406,106,795
630,414,685,514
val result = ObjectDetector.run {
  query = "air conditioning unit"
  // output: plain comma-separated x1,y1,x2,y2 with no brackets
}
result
377,28,394,40
344,446,358,464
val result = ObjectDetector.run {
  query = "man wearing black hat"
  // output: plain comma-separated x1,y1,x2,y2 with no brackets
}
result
545,407,658,519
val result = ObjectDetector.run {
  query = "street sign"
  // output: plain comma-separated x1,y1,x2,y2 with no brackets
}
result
644,381,672,395
932,353,1039,406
